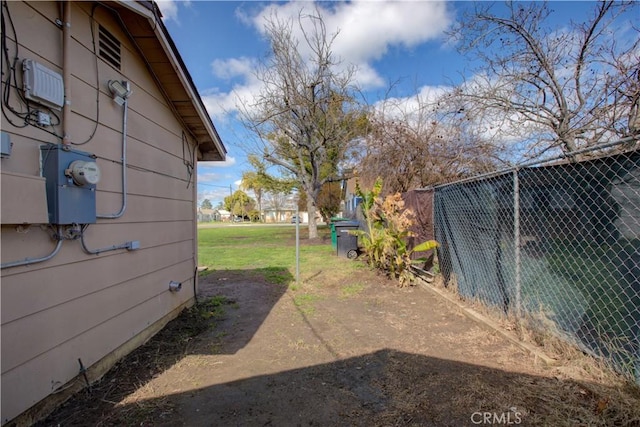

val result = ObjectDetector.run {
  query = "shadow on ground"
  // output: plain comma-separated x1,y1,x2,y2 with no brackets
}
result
101,348,634,427
195,267,292,355
35,268,290,427
36,265,640,427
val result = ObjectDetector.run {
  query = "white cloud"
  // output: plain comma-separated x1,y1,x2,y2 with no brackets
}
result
352,63,385,90
156,0,181,23
328,1,451,64
201,58,265,120
375,84,452,116
207,1,453,120
197,188,229,206
211,57,257,80
197,160,239,203
201,81,262,121
201,91,237,121
247,1,452,89
158,0,192,23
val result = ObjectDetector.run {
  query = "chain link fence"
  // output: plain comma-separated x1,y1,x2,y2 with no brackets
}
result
432,139,639,384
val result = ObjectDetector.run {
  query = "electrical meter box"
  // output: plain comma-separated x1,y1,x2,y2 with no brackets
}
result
40,144,100,224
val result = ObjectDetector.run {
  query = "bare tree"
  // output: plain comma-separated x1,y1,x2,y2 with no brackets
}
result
264,190,291,223
358,93,505,195
449,1,639,159
242,155,297,223
238,9,366,239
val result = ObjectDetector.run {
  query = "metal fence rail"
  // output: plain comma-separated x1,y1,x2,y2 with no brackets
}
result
433,140,640,383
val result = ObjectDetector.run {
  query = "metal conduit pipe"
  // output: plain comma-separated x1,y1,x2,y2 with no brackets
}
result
61,0,71,145
1,227,64,269
80,224,137,255
80,235,131,255
98,96,128,219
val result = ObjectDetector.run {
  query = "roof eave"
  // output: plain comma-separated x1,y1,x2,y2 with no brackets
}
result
114,0,226,161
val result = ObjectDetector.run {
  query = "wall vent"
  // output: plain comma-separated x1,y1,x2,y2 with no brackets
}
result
98,25,121,70
22,59,64,110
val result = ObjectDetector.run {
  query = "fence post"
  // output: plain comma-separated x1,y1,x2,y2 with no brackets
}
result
295,202,300,284
513,169,522,319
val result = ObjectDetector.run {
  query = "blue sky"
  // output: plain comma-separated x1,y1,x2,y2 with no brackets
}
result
156,1,637,207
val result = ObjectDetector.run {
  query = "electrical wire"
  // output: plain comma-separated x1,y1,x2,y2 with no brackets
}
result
95,154,193,185
1,0,28,128
182,131,195,188
1,0,63,140
71,3,100,146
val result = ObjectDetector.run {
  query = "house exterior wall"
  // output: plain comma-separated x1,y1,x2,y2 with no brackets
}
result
1,2,203,423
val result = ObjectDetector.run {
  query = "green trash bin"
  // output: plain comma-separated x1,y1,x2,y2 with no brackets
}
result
330,217,349,249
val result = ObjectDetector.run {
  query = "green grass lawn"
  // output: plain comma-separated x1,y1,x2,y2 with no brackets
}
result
199,226,300,270
198,224,366,286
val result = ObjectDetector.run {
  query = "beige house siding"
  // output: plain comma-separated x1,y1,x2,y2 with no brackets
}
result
0,1,223,424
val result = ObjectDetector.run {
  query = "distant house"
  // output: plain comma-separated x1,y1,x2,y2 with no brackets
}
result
198,208,231,222
215,209,232,222
263,195,297,223
198,208,216,222
0,1,226,424
342,175,362,219
264,208,295,223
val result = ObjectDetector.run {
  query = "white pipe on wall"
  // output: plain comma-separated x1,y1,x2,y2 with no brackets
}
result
1,227,64,269
97,97,128,219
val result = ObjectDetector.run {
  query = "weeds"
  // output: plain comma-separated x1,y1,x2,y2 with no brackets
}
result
259,266,291,285
341,283,365,298
196,295,229,320
293,293,320,315
37,296,238,426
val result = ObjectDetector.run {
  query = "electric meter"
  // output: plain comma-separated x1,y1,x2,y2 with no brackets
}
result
67,160,101,186
41,144,98,224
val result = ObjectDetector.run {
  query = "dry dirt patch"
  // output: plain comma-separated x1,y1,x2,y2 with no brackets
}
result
39,267,640,426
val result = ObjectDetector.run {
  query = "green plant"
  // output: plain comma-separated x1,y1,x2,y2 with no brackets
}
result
197,295,230,320
353,177,438,287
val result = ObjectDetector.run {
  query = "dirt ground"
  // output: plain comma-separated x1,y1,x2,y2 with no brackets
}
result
40,266,640,426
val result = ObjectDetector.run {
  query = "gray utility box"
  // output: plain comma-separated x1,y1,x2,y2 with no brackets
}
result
1,132,12,158
335,221,360,259
40,144,98,224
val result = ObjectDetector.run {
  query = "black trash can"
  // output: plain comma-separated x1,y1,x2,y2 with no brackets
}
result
335,221,360,259
330,217,349,250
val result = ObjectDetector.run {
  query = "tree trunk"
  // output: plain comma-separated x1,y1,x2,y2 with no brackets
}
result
306,195,318,239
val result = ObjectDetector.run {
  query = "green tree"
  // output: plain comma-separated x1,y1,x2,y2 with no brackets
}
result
241,171,265,222
241,155,289,223
201,199,213,210
224,191,255,220
317,182,342,222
